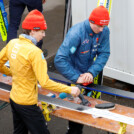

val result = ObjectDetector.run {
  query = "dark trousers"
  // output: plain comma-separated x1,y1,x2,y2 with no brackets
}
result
7,0,43,48
66,121,84,134
10,99,50,134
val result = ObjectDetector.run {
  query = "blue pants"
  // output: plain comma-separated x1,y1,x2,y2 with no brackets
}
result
10,99,50,134
7,0,43,49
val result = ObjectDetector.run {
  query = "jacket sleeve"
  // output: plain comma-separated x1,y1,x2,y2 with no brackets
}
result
30,50,72,94
88,27,110,77
0,46,12,76
54,28,81,83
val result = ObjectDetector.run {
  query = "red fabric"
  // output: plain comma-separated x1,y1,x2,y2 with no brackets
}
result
22,9,47,30
89,6,110,26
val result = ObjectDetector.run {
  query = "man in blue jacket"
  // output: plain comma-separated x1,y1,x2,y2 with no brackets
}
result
54,6,110,134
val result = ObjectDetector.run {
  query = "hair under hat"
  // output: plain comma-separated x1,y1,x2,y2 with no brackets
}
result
89,6,110,26
22,9,47,30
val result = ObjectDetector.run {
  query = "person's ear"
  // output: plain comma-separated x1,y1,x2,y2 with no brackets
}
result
30,30,35,36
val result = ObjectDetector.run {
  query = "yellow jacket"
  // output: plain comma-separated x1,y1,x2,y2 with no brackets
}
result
0,35,71,105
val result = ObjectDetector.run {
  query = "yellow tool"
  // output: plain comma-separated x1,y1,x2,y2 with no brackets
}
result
118,122,127,134
91,75,101,99
41,101,56,121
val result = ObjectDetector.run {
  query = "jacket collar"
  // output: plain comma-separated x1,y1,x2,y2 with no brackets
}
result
85,19,94,37
20,34,37,45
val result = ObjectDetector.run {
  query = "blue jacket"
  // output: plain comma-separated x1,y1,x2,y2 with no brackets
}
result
54,19,110,83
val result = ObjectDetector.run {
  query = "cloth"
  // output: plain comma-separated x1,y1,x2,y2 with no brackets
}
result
0,35,72,105
54,19,110,83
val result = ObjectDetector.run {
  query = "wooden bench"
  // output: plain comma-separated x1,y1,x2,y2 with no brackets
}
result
0,73,134,134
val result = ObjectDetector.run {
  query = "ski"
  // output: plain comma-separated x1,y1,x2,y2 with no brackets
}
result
0,0,8,41
0,82,134,126
39,94,134,126
97,0,113,15
48,71,134,100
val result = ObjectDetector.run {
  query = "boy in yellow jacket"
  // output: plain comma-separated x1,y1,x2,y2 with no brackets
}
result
0,10,80,134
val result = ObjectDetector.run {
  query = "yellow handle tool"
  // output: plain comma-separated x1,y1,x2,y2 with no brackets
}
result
41,101,56,122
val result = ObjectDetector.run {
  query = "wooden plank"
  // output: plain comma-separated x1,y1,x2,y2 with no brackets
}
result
0,73,134,133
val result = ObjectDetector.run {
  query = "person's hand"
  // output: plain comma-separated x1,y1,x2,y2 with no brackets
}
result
37,101,42,110
42,0,46,4
70,87,80,97
80,73,93,83
76,76,85,84
76,73,93,84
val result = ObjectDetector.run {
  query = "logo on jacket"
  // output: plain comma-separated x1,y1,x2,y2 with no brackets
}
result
70,46,76,54
89,33,93,36
96,37,99,43
82,39,89,45
11,43,21,59
80,50,89,54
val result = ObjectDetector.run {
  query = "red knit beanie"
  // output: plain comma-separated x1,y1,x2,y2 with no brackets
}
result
22,9,47,30
89,6,110,26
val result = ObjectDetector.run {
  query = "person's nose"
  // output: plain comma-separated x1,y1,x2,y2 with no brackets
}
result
43,32,45,37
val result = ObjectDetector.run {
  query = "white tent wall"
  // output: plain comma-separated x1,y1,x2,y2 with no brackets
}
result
72,0,134,85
